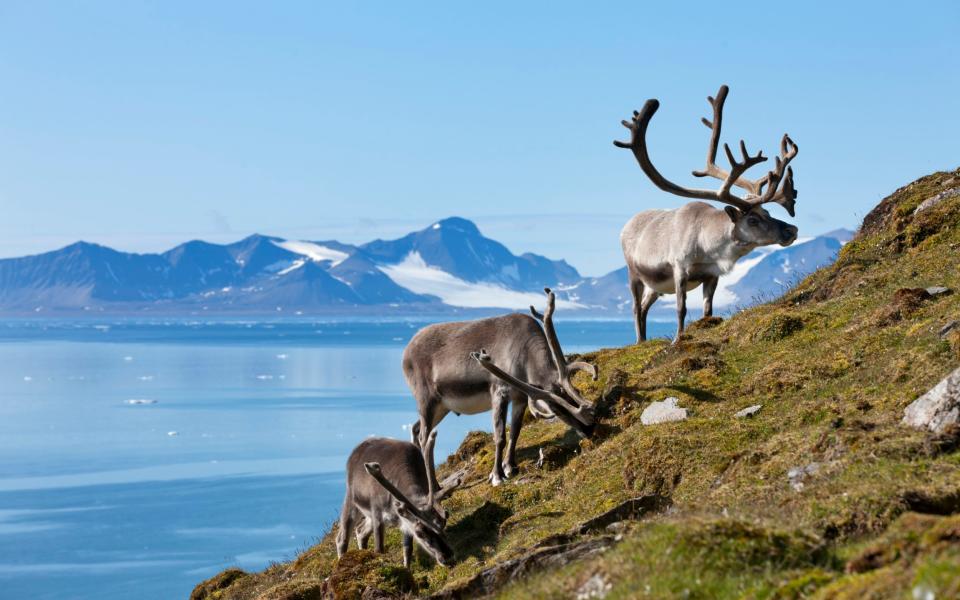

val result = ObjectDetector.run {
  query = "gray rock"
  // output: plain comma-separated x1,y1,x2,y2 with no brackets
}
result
641,397,688,425
940,320,960,339
925,286,952,297
787,462,821,492
734,404,762,418
913,188,960,215
902,366,960,434
575,573,612,600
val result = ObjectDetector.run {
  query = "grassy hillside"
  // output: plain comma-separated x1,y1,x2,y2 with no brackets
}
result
192,168,960,600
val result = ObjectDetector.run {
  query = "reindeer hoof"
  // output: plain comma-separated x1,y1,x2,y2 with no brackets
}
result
503,463,518,478
488,472,504,487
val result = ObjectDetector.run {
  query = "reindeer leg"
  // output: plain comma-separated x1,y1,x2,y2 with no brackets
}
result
488,385,510,486
630,277,645,343
702,275,719,318
355,516,371,549
372,518,384,553
503,393,527,478
640,288,659,342
402,533,413,568
673,271,689,344
336,501,354,558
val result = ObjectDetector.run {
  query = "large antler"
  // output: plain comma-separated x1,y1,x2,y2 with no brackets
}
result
615,85,798,215
529,288,598,386
364,462,431,523
470,349,592,425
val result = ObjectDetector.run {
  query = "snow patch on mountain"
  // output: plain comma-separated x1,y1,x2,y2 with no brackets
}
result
272,240,349,266
379,252,584,310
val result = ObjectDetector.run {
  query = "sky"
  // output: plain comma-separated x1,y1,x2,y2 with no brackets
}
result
0,2,958,276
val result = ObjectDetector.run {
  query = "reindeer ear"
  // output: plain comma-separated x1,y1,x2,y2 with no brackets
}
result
724,206,741,223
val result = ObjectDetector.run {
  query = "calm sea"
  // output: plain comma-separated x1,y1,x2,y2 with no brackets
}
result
0,317,663,600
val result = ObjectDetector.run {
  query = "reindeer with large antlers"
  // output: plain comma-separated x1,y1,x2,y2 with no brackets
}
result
615,84,800,343
336,430,460,567
404,289,597,486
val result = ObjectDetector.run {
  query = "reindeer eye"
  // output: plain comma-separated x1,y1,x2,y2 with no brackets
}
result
747,217,760,226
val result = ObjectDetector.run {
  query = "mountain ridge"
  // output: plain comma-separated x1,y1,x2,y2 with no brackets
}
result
0,217,852,316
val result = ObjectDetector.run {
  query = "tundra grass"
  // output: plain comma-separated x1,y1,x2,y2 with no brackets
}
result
192,168,960,600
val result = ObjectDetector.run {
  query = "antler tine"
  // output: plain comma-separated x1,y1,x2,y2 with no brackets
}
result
691,86,729,181
718,140,767,199
615,95,752,211
538,288,568,381
423,429,439,505
753,134,799,216
691,85,767,197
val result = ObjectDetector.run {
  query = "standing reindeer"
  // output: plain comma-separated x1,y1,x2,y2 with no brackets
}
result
404,289,597,486
336,430,459,568
615,85,800,343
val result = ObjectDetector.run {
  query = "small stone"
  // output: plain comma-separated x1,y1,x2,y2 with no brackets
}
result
902,366,960,434
605,521,626,533
575,573,612,600
734,404,762,418
925,286,952,297
787,462,820,492
940,320,960,339
640,397,688,425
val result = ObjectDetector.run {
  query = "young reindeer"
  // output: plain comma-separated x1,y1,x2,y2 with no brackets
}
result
615,85,800,343
336,430,459,568
404,288,597,486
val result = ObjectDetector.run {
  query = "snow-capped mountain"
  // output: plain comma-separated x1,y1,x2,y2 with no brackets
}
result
0,218,853,316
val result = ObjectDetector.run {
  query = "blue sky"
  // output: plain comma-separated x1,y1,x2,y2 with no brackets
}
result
1,2,957,276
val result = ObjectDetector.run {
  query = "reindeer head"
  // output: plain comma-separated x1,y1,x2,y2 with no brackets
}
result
615,85,800,249
364,460,456,567
471,289,599,438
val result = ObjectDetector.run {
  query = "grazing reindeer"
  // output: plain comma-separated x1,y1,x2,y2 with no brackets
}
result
404,289,597,486
615,85,800,343
336,430,459,568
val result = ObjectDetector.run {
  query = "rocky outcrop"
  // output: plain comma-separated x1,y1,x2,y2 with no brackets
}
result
902,367,960,434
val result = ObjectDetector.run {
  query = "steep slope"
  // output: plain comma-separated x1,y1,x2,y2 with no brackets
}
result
191,167,960,599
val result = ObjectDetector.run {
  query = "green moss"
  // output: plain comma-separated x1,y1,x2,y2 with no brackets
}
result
189,568,249,600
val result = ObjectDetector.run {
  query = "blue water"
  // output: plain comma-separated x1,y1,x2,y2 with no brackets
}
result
0,317,659,600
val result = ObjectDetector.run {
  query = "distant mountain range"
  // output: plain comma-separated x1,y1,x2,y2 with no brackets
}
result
0,218,853,317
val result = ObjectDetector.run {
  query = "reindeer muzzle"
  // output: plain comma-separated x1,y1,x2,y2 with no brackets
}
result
780,224,799,246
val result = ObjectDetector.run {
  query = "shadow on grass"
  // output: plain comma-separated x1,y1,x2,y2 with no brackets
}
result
447,501,513,561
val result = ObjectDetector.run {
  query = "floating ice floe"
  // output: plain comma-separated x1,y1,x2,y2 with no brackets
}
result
167,431,179,437
276,354,288,360
255,374,274,380
126,399,157,405
123,356,134,362
23,376,33,382
138,375,154,381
